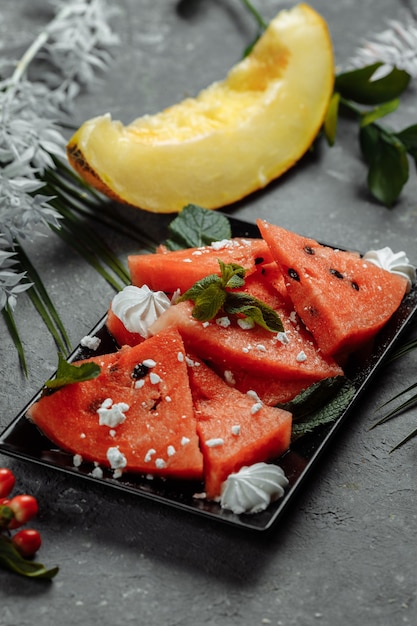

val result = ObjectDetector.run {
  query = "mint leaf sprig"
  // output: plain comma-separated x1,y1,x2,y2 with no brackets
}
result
324,62,416,207
45,353,101,391
179,260,284,333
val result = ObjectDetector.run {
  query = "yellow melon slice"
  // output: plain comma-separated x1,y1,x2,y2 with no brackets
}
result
67,3,334,213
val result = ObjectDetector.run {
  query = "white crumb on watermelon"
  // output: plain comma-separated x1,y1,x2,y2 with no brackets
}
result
155,458,167,469
109,429,116,438
97,399,129,428
250,402,263,415
289,311,298,323
216,316,231,327
205,438,225,447
210,239,233,250
186,356,201,367
143,358,156,368
276,331,290,344
182,258,192,263
145,448,156,462
80,432,86,439
106,446,127,470
80,335,101,350
73,453,83,467
224,370,236,385
177,351,185,362
181,436,190,446
247,390,262,403
242,345,252,353
237,317,255,330
167,445,176,457
296,351,307,363
255,343,267,352
202,321,210,327
165,395,172,402
150,372,162,384
231,425,241,436
135,379,145,389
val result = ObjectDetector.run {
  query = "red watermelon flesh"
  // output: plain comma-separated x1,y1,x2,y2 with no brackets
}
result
258,220,409,358
150,282,343,382
27,330,204,480
210,362,313,406
128,237,273,294
106,307,145,347
187,357,292,499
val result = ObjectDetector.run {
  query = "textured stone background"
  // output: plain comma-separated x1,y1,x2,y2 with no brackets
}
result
1,2,417,625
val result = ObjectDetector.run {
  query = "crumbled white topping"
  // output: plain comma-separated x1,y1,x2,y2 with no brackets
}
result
247,390,262,403
255,344,267,352
135,379,145,389
73,454,83,467
150,372,162,384
91,466,103,479
205,438,225,447
289,311,298,323
224,370,236,385
106,447,127,470
216,316,231,328
237,317,255,330
143,358,156,368
165,395,172,402
296,351,307,362
80,335,101,351
155,458,167,468
97,399,129,428
231,425,241,436
277,331,290,344
145,448,156,462
210,239,233,250
181,437,190,446
251,402,263,415
177,351,185,362
80,433,86,439
167,445,176,457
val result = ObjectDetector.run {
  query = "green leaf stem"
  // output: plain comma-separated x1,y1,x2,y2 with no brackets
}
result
0,536,58,580
45,352,101,390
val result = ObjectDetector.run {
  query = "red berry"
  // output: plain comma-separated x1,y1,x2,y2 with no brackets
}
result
0,468,15,498
12,529,42,558
8,494,39,529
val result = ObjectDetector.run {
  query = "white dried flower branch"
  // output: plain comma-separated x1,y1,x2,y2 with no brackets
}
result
349,11,417,78
0,0,119,318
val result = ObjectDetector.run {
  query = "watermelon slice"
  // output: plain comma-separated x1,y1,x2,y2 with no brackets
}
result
150,267,343,382
128,237,273,294
258,220,409,358
27,330,204,480
187,358,292,499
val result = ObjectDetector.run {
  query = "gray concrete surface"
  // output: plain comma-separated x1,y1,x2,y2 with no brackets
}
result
1,1,417,625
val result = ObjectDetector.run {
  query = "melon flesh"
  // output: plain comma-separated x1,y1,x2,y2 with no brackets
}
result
27,330,204,480
258,220,408,358
187,358,292,499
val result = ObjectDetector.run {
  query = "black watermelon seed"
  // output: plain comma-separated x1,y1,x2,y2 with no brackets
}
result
329,268,344,279
132,363,149,379
351,281,360,291
288,268,300,282
254,257,264,265
304,246,315,255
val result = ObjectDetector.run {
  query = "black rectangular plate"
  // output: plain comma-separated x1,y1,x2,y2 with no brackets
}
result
1,216,417,531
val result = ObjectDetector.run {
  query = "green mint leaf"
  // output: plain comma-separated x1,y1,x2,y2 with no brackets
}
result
360,124,409,207
360,98,400,127
179,274,222,303
276,376,356,440
0,536,59,580
190,282,227,322
395,124,417,167
224,292,284,332
335,63,411,105
219,260,246,289
164,204,232,251
323,91,340,146
45,353,101,390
